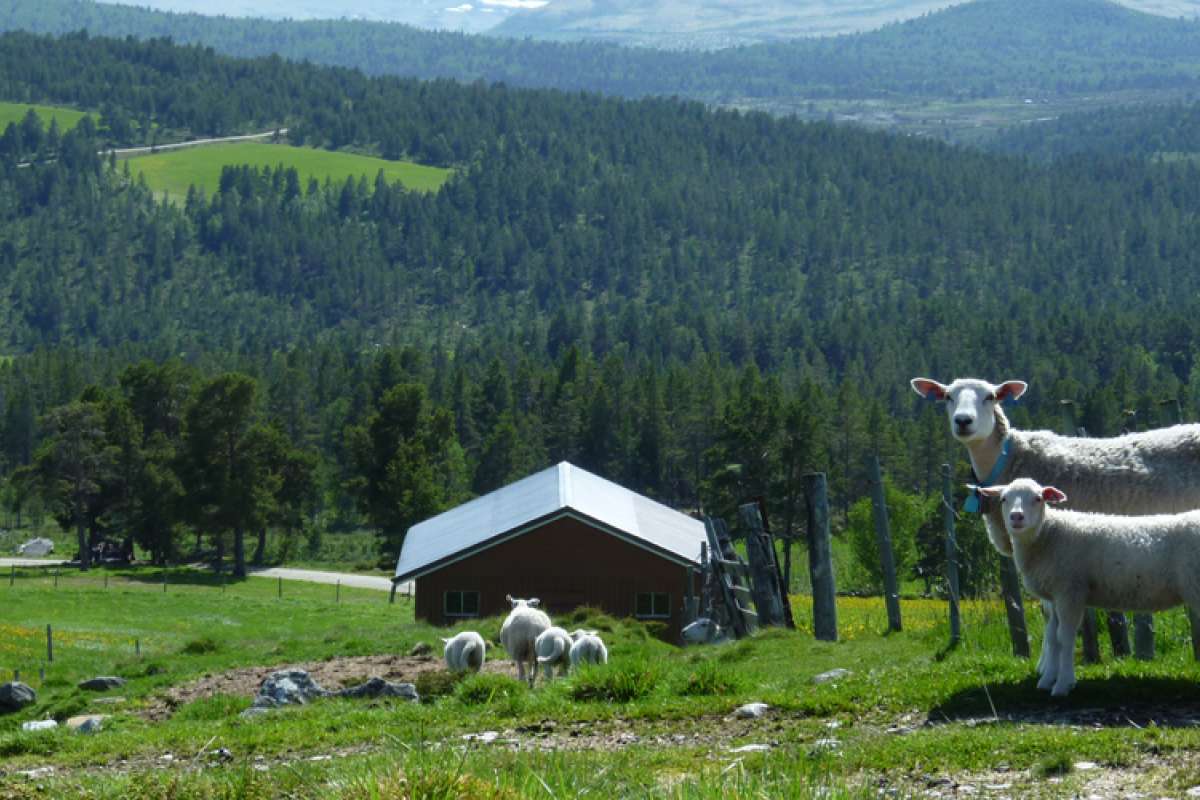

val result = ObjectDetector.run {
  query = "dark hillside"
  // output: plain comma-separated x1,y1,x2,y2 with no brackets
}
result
988,102,1200,161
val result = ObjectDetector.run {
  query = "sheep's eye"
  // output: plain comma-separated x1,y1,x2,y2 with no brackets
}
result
986,393,997,403
1034,497,1043,504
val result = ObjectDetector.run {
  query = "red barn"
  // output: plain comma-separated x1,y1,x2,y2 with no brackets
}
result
393,462,706,640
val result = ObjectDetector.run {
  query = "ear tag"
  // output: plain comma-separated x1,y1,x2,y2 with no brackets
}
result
962,488,981,514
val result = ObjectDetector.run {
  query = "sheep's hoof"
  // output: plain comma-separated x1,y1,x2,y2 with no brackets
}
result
1050,682,1073,697
1036,675,1055,691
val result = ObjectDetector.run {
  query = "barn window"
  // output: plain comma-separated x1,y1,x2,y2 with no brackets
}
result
444,590,481,618
635,592,670,619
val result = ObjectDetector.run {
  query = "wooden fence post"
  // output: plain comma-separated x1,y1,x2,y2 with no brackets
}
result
1134,613,1155,660
46,624,53,663
867,455,902,633
998,558,1030,658
941,464,960,646
803,472,838,642
739,503,786,627
1061,398,1111,661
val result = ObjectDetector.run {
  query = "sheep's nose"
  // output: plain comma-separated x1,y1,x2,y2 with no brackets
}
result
1010,511,1025,524
953,414,973,428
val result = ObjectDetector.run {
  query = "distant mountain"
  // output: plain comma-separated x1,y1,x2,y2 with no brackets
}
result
3,0,1200,104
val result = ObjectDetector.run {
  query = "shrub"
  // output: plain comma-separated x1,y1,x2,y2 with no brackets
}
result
570,661,660,703
455,674,527,706
677,659,741,697
180,636,219,655
415,670,466,703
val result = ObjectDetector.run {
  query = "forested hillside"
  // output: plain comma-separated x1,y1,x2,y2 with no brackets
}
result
2,32,1200,567
989,103,1200,161
3,0,1200,103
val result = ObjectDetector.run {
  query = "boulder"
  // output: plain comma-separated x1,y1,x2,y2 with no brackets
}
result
79,676,127,692
16,537,54,557
250,669,331,710
66,714,108,733
734,702,770,719
812,668,852,684
0,681,36,712
21,719,58,732
336,677,418,702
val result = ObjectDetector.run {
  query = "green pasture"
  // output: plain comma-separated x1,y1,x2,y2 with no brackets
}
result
123,141,451,203
4,570,1200,797
0,101,90,133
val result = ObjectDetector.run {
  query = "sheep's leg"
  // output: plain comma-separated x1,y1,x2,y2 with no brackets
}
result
516,659,526,685
1051,596,1085,697
1037,602,1058,691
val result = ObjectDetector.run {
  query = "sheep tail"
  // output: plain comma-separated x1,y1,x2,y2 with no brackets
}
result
537,638,565,664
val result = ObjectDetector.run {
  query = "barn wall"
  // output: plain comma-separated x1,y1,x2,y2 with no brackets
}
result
413,515,699,641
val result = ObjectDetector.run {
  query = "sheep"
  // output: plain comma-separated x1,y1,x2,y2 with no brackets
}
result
681,617,729,645
441,631,486,674
911,377,1200,557
534,626,574,681
499,594,552,687
978,478,1200,697
567,629,608,668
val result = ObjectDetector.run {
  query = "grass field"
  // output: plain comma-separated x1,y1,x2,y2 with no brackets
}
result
0,101,91,133
5,568,1200,798
124,142,452,203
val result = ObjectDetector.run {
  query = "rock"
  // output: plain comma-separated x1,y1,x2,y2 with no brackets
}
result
251,670,331,709
0,681,36,712
729,743,771,753
66,714,108,733
811,738,841,751
16,537,54,557
1185,788,1200,798
812,669,852,684
734,702,770,719
79,676,127,692
93,697,126,706
17,767,54,780
463,730,501,744
409,641,433,657
336,677,418,702
21,720,58,732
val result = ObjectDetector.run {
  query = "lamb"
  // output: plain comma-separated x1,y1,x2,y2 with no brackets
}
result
911,377,1200,557
441,631,486,674
979,478,1200,697
534,626,574,681
681,617,729,645
499,594,552,687
567,629,609,668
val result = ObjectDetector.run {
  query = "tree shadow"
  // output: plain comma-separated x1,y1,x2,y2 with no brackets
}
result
111,566,251,588
929,675,1200,728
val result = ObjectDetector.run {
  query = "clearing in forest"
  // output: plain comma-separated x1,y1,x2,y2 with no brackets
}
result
0,100,91,132
123,141,452,202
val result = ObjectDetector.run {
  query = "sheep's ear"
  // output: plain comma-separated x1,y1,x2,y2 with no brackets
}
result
441,638,450,644
995,381,1028,403
1042,486,1067,504
975,484,1004,498
528,598,540,608
506,594,515,606
911,378,947,401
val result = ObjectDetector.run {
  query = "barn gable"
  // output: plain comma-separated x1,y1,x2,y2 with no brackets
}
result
393,462,705,583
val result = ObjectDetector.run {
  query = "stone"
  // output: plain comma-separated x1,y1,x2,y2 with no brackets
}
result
1185,788,1200,798
812,669,852,684
92,697,127,706
734,702,770,719
79,676,127,692
462,730,501,744
336,677,418,701
250,670,331,709
0,681,36,712
409,641,433,657
728,743,771,753
21,719,58,732
65,714,108,733
16,537,54,557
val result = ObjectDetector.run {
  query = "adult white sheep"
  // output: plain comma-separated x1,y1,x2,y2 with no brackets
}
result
911,377,1200,557
979,478,1200,696
681,617,729,645
442,631,486,674
567,629,608,668
534,626,574,681
499,595,551,687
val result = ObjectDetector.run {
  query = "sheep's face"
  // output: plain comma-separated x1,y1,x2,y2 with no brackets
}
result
506,595,539,610
911,377,1027,443
569,629,597,641
978,479,1067,538
681,618,721,643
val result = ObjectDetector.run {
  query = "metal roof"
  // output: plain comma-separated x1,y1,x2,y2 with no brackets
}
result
393,462,706,582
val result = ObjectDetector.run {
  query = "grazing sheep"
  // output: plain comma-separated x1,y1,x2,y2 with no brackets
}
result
681,617,728,645
534,626,574,681
442,631,486,674
979,478,1200,697
567,629,608,668
499,595,552,687
912,377,1200,557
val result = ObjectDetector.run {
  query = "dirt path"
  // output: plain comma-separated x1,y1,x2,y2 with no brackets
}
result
245,566,406,594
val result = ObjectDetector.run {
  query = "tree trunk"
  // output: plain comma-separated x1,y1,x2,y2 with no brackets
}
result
234,526,246,578
252,527,267,566
214,533,225,574
76,511,89,571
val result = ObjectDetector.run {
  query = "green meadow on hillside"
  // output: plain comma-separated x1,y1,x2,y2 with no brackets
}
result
124,141,453,202
0,100,89,131
6,568,1200,797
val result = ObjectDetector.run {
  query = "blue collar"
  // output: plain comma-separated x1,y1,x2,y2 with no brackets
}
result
963,436,1011,514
